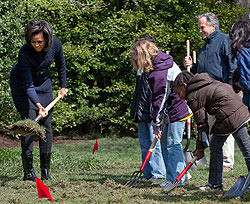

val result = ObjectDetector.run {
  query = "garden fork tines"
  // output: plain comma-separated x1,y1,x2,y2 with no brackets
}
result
125,170,144,187
125,137,158,188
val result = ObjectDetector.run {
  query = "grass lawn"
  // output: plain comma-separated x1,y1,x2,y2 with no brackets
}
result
0,136,249,204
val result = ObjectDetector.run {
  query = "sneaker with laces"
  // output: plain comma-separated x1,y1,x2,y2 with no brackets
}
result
160,181,171,188
147,177,165,182
160,174,191,188
186,173,192,181
199,183,223,192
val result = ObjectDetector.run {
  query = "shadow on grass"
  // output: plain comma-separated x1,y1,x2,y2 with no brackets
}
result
0,175,19,186
141,184,225,203
142,190,250,203
65,169,250,203
69,171,132,186
69,171,188,190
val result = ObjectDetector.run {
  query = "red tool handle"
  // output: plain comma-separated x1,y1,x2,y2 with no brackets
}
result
139,137,158,171
176,156,197,182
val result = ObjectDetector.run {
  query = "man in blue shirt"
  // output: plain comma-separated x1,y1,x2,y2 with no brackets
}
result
183,13,237,187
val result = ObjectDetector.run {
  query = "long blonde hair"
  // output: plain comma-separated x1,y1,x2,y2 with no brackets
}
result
130,40,159,74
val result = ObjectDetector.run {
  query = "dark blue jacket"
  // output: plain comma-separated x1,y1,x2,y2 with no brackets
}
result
130,72,152,123
191,29,237,84
238,45,250,109
10,37,67,112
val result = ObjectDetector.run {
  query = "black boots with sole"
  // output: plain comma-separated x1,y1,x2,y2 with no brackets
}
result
22,153,36,181
40,153,51,180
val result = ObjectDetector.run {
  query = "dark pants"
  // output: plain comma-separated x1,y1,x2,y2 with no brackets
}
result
209,124,250,185
20,109,53,156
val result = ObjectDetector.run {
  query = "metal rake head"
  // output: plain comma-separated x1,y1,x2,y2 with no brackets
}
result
125,170,144,188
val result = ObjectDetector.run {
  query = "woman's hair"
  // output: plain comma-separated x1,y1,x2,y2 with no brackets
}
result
25,19,53,51
197,12,219,29
130,40,159,73
173,70,194,87
135,34,156,44
232,68,243,93
230,20,250,61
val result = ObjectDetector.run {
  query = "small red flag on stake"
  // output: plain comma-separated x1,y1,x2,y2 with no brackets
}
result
92,138,98,154
35,177,54,202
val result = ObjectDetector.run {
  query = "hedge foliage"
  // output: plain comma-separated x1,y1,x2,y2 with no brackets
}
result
0,0,245,137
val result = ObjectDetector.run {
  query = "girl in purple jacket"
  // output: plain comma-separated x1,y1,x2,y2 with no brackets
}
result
130,39,192,190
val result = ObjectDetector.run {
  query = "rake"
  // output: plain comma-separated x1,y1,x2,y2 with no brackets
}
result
125,137,158,188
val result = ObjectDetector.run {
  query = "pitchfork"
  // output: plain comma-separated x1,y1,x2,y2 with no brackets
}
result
125,137,158,188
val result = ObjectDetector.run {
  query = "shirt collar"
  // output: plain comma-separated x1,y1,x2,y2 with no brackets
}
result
204,29,220,43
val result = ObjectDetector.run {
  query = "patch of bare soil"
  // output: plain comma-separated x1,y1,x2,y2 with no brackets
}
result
0,135,89,149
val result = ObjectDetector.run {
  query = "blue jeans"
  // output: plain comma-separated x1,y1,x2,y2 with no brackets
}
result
161,121,188,184
209,124,250,185
138,122,166,179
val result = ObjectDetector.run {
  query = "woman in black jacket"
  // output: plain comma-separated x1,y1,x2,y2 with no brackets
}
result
130,70,166,180
10,19,67,181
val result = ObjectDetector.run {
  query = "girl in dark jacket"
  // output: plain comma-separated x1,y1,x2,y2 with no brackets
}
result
173,70,250,191
10,19,67,181
130,34,166,180
130,71,166,180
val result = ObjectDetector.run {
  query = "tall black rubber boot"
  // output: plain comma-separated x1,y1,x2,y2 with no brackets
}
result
40,153,51,180
22,153,36,181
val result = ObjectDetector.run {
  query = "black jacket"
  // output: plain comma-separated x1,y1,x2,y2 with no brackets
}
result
130,72,152,123
10,37,66,112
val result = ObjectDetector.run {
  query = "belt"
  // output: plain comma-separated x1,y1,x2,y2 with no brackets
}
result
32,69,47,76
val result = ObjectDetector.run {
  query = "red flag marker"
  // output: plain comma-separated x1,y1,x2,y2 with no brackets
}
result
92,138,98,154
35,177,54,202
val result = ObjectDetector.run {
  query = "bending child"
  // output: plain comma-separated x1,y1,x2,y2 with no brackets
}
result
173,70,250,191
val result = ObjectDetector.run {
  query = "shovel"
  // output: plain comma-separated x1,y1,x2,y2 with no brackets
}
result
185,40,207,166
183,120,198,171
164,156,198,193
183,40,198,171
125,137,158,188
183,123,208,170
223,170,250,198
9,91,66,140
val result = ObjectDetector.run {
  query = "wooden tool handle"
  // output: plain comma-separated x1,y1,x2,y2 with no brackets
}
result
149,137,158,151
45,95,62,112
193,50,196,63
186,40,191,72
186,40,192,139
34,89,67,122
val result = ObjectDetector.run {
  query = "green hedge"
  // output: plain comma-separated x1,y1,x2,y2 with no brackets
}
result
0,0,246,137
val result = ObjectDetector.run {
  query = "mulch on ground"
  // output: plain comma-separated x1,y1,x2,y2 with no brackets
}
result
0,135,89,149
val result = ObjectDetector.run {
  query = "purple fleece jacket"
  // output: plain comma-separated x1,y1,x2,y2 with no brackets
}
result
148,51,191,125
